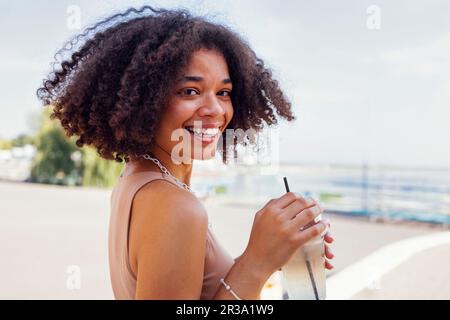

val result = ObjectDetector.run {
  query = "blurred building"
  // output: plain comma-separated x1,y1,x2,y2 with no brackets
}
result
0,145,35,181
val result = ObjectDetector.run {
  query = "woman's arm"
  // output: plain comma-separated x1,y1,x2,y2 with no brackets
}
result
211,252,271,300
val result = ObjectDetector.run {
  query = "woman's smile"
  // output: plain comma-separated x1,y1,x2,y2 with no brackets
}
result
183,121,224,146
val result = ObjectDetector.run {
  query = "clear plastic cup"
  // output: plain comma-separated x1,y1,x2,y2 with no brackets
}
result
281,216,327,300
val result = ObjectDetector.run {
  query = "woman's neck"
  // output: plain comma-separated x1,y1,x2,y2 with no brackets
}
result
127,145,193,187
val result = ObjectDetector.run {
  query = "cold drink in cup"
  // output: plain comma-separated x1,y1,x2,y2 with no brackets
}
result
281,227,326,300
281,177,326,300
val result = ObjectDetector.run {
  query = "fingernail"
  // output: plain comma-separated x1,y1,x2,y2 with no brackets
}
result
328,247,334,257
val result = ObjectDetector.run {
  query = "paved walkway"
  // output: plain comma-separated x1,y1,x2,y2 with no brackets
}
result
352,243,450,299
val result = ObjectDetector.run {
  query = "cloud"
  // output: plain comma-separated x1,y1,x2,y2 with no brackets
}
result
381,33,450,76
0,59,46,72
292,87,365,106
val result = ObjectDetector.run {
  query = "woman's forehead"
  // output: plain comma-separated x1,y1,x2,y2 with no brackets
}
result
186,49,228,70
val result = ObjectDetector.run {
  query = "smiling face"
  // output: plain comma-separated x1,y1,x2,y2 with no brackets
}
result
152,48,234,162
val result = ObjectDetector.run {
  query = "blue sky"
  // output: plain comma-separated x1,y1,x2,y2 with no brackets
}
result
1,0,449,167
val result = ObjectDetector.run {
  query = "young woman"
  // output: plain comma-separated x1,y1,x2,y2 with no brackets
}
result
37,6,334,300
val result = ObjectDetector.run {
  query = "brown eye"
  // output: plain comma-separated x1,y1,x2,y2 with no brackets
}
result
219,90,232,97
180,88,198,96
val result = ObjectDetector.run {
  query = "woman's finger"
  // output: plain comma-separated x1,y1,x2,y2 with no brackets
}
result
275,192,313,210
294,221,327,245
324,232,334,244
324,244,334,259
289,204,323,231
281,196,316,220
324,260,334,270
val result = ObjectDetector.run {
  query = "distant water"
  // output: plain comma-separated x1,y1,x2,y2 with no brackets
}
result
194,165,450,225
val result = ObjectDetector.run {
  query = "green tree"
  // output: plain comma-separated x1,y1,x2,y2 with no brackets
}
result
11,134,35,147
0,139,12,149
81,147,123,188
30,108,123,187
30,109,80,185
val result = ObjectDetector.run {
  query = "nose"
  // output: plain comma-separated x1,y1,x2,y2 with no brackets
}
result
197,92,226,117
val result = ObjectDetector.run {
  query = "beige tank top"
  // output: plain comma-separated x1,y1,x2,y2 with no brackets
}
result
108,170,235,299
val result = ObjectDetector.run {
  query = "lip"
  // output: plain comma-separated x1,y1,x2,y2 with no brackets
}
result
183,122,224,129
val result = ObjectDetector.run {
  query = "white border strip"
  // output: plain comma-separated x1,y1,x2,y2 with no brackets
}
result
327,231,450,300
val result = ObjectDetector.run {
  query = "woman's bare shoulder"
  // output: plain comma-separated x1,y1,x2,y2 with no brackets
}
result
129,179,208,276
132,179,205,216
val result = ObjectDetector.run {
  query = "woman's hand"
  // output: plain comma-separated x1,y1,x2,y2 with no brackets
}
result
323,218,335,270
242,192,327,278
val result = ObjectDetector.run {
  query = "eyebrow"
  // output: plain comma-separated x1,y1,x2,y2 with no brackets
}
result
179,75,232,84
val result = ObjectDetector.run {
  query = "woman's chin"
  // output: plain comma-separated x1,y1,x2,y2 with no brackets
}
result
189,145,217,161
194,150,216,161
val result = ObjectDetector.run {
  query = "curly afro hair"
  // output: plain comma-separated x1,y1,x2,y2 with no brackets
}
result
37,5,296,164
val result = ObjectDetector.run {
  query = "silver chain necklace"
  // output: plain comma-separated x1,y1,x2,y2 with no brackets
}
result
140,153,195,194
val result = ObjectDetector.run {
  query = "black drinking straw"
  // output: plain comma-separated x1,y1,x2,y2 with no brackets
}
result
283,177,319,300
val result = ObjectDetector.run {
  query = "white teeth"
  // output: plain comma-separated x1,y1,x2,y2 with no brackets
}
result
203,128,219,135
186,127,219,136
